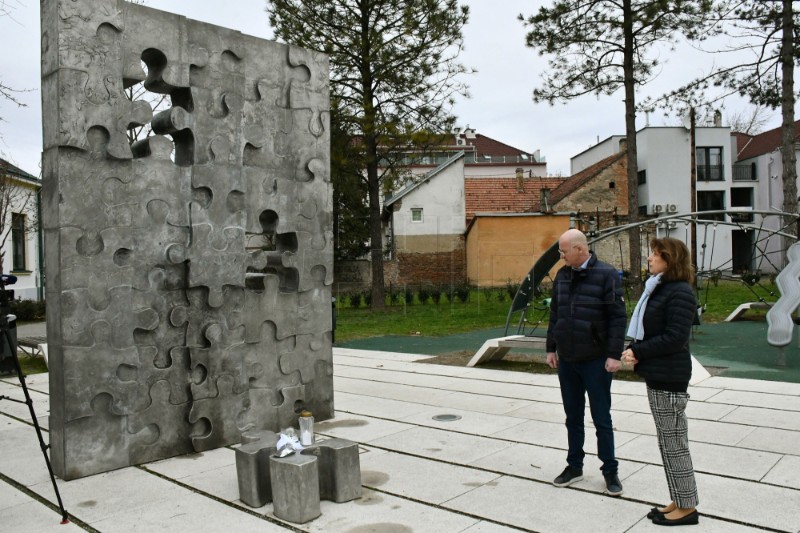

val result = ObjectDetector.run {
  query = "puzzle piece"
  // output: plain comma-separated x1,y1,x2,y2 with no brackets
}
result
61,321,146,421
169,285,245,346
190,322,247,400
303,359,335,421
55,393,130,479
286,45,329,138
60,285,158,348
60,225,134,309
231,320,298,392
279,332,333,383
127,380,194,464
239,275,332,342
168,214,247,306
188,374,250,452
50,134,135,231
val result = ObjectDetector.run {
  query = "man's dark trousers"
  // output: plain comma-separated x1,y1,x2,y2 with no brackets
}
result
557,357,618,475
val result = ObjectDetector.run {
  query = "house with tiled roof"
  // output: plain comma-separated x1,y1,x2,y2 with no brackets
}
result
392,126,547,180
377,129,554,287
464,174,565,224
0,157,42,301
734,119,800,270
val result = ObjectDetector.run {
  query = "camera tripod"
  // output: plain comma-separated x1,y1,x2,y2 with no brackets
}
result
0,277,69,524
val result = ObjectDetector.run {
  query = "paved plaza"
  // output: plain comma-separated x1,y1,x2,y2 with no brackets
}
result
2,338,799,532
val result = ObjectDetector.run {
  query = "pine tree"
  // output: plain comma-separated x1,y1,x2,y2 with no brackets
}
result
267,0,470,308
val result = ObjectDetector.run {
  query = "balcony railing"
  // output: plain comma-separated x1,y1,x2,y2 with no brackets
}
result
697,165,724,181
733,164,757,181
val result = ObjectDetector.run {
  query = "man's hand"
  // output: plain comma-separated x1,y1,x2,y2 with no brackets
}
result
546,352,558,369
605,357,622,373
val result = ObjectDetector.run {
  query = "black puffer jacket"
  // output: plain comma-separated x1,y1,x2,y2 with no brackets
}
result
630,280,696,383
546,253,627,363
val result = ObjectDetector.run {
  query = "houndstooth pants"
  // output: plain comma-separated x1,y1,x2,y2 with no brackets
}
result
647,386,700,508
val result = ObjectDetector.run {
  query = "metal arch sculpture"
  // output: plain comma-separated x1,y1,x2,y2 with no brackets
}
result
505,209,800,341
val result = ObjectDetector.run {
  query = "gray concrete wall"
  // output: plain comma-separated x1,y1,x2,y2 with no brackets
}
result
41,0,331,479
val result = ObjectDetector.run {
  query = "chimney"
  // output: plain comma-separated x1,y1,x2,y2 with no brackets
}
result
618,137,627,153
464,125,476,139
516,168,524,192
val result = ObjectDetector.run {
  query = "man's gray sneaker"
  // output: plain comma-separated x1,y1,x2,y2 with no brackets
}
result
553,466,583,487
604,473,623,496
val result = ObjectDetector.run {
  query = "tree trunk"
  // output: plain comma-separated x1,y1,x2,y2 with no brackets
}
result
780,0,798,241
623,0,642,298
366,156,386,309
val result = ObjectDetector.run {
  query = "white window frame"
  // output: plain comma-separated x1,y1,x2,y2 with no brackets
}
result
410,207,423,223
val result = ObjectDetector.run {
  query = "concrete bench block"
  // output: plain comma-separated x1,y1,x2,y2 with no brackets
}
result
269,453,321,524
305,438,362,503
235,433,278,507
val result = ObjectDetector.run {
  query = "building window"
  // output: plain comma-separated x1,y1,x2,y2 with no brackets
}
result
410,208,423,223
697,191,725,221
697,147,724,181
637,169,647,185
11,213,26,271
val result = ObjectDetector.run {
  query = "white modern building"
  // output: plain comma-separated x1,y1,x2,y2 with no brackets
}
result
571,123,756,274
0,158,43,301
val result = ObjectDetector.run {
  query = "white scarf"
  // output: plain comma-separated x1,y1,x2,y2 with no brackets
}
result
627,273,662,341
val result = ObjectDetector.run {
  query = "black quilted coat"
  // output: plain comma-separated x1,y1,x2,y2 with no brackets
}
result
629,280,696,383
546,253,627,363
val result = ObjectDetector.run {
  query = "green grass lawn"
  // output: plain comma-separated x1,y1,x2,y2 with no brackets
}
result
335,279,780,343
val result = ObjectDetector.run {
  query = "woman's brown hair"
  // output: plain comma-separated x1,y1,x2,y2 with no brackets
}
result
650,237,695,284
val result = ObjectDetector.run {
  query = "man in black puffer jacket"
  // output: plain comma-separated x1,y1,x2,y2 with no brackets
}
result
546,229,627,496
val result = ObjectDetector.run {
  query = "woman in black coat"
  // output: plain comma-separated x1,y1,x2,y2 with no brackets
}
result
622,238,699,527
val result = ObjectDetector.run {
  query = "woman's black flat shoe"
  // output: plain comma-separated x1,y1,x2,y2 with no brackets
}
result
647,507,665,519
652,510,699,526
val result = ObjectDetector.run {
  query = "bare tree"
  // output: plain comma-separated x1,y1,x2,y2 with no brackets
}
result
0,159,38,270
725,105,774,135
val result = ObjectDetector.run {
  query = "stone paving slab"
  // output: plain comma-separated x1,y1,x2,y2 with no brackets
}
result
491,418,640,455
333,391,432,420
420,389,537,416
445,474,648,533
359,447,502,504
735,426,800,455
303,487,483,532
397,405,529,437
617,434,784,482
708,389,800,411
624,463,800,531
334,375,457,405
696,375,800,395
0,497,83,533
314,412,414,443
503,400,569,423
367,425,516,465
762,455,800,490
2,351,800,532
721,405,800,431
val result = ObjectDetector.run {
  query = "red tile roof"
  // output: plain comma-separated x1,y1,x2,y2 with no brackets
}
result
456,133,533,158
465,176,566,223
543,151,626,210
737,120,800,161
0,157,38,181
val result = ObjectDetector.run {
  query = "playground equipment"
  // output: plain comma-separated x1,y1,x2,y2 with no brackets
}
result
480,209,800,368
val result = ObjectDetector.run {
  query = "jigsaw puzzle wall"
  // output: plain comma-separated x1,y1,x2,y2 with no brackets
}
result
40,0,332,480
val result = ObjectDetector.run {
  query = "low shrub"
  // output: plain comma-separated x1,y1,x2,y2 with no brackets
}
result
10,299,46,322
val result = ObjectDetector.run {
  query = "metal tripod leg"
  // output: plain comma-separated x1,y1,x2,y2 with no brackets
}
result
0,329,69,524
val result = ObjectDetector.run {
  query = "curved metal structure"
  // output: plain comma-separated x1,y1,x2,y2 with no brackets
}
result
504,210,800,337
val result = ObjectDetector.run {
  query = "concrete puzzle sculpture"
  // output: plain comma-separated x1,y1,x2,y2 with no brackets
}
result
40,0,332,480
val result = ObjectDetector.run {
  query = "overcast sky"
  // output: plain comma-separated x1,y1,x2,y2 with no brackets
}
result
0,0,782,177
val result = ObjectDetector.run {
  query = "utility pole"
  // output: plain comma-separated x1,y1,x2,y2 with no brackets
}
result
689,107,698,289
